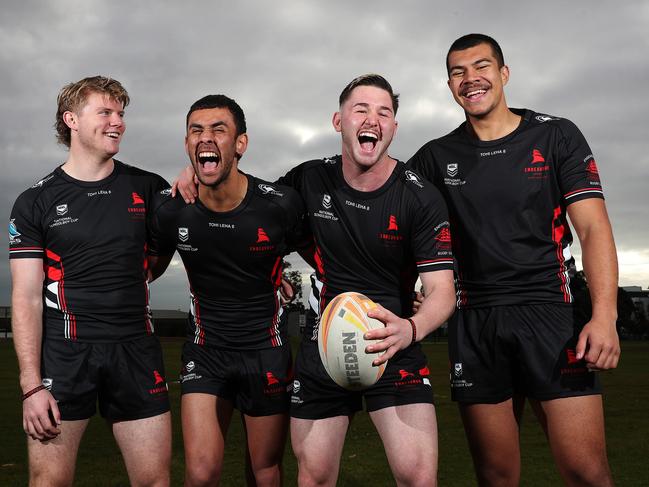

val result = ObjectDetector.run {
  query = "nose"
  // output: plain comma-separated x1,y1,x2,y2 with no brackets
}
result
109,112,124,127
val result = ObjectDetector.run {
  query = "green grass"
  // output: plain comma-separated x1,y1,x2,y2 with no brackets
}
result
1,339,647,486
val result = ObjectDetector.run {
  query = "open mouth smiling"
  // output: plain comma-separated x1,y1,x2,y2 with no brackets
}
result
197,150,220,172
358,131,378,152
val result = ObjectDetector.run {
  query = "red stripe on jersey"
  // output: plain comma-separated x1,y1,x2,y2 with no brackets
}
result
564,188,603,199
143,244,153,335
551,207,571,303
189,282,205,346
269,257,283,347
46,249,77,340
416,258,454,265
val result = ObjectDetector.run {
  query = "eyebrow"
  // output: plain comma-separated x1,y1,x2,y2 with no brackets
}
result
449,57,493,72
188,120,227,129
352,102,393,113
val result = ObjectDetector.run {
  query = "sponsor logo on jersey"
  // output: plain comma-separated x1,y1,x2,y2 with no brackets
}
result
132,192,145,205
379,214,403,242
258,183,283,196
531,149,545,163
9,219,21,244
56,204,68,216
128,192,146,218
535,114,559,123
447,163,458,176
178,227,189,242
405,170,424,188
435,227,452,250
585,156,601,184
524,149,550,178
250,227,275,252
322,193,332,209
160,188,172,196
31,174,55,188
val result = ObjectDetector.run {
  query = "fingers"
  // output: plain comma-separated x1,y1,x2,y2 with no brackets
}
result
575,330,589,361
412,291,424,314
23,391,61,441
279,279,295,305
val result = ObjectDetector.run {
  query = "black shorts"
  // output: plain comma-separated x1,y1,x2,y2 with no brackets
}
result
449,303,602,403
42,335,170,421
180,342,292,416
290,339,434,419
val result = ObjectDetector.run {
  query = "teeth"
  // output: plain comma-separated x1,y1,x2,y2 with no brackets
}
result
358,131,378,140
105,132,119,139
466,89,486,97
199,152,218,158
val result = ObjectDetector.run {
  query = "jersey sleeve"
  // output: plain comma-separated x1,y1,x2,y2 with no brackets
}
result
9,191,45,260
410,184,454,274
275,161,307,193
555,119,604,205
407,142,438,182
283,189,311,252
147,195,177,257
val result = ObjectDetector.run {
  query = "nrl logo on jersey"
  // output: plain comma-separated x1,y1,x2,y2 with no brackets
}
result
258,183,283,197
404,170,424,188
322,194,332,209
31,174,55,189
178,227,189,242
447,163,458,177
56,204,68,216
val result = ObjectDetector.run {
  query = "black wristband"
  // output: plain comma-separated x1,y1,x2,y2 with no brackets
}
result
21,384,46,401
407,318,417,345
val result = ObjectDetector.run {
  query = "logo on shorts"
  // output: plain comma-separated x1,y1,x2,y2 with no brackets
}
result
264,371,285,396
266,372,280,386
322,194,332,209
454,363,463,378
566,348,580,365
447,163,458,177
56,204,68,216
153,370,165,385
291,380,303,405
148,370,167,395
292,380,301,393
178,227,189,242
394,368,424,387
41,378,53,390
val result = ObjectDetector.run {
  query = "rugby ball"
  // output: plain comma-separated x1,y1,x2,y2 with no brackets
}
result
318,292,387,390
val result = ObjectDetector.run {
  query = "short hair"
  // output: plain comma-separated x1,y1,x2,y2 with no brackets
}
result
338,74,399,115
186,94,247,136
446,33,505,74
55,76,130,147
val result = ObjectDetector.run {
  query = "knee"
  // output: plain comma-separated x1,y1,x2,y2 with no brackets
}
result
30,464,75,487
184,461,221,487
297,459,337,487
391,459,437,487
561,460,613,487
251,464,282,487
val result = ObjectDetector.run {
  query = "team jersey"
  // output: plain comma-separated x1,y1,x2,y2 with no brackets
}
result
408,109,604,308
9,160,168,342
148,174,309,350
277,155,454,341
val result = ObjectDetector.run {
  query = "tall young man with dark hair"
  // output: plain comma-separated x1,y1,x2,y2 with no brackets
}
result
149,95,308,487
174,75,456,486
409,34,619,486
10,76,171,486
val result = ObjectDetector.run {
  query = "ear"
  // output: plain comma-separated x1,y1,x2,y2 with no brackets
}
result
235,133,249,158
332,111,342,133
393,119,398,136
500,65,510,86
63,111,77,131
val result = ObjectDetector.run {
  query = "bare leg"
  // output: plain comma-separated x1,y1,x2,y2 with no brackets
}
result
243,413,289,487
530,395,614,487
181,393,234,487
27,419,88,487
370,403,438,487
459,398,522,487
112,411,171,487
290,415,350,487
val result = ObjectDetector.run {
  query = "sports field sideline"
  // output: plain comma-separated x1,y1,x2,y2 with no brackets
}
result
1,339,647,486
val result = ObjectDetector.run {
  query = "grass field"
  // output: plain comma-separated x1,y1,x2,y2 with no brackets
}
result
1,338,647,486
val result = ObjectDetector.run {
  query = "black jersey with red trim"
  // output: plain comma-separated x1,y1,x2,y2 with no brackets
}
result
277,156,454,341
9,160,168,342
408,109,604,308
148,174,308,350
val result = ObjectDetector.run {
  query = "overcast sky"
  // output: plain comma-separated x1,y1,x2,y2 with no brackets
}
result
2,1,648,309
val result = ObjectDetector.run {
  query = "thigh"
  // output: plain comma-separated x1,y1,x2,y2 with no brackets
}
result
28,419,89,486
370,403,438,486
290,415,350,487
530,395,612,485
41,339,98,420
515,303,601,400
182,393,234,470
364,343,433,412
112,411,171,487
236,345,292,416
99,336,170,421
243,413,289,467
449,308,515,404
290,339,362,419
459,399,522,486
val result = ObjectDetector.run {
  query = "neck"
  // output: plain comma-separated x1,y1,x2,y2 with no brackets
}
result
466,105,521,141
199,170,248,212
341,153,396,192
62,148,115,181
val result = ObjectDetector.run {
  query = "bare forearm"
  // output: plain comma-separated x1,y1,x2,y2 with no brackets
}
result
412,272,456,339
581,228,618,321
12,293,44,391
